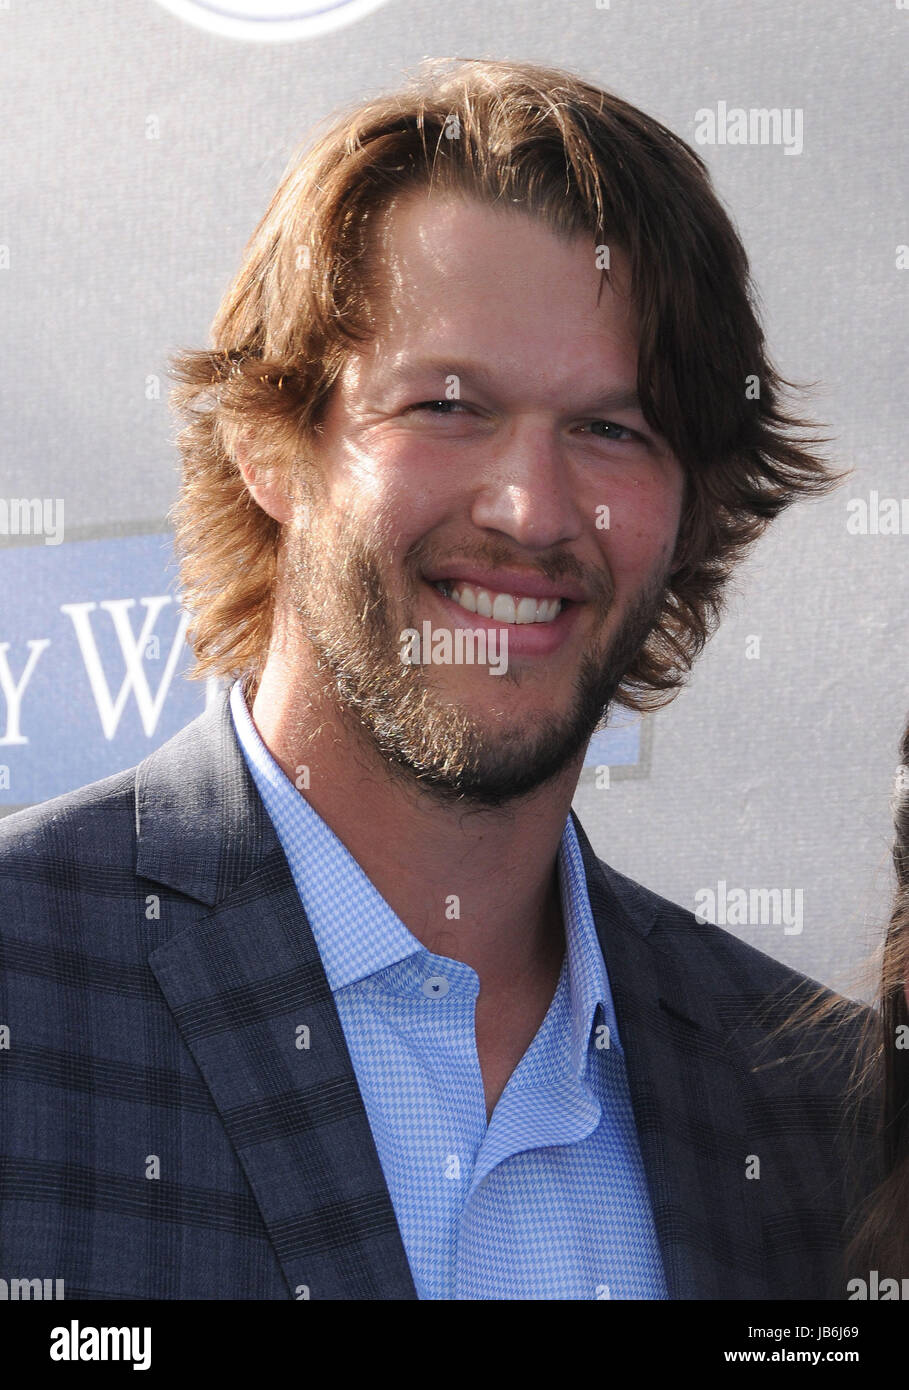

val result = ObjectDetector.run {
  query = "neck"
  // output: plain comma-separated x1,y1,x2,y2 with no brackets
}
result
247,652,583,995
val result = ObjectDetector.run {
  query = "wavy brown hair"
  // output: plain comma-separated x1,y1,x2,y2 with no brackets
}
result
167,57,847,708
845,714,909,1277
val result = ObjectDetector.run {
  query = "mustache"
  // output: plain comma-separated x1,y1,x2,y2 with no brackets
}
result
402,536,614,609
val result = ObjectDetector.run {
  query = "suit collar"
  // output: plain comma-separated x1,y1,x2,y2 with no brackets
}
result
136,688,278,906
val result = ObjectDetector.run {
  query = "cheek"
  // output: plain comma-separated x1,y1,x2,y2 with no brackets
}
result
323,455,453,567
369,443,464,532
325,453,383,512
328,435,443,510
591,478,683,581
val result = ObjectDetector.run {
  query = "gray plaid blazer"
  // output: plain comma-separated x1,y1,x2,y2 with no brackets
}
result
0,691,878,1299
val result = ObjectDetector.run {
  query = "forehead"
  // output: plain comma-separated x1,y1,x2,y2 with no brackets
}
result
361,190,639,381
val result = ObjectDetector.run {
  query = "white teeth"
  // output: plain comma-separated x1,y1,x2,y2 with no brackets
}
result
433,579,563,625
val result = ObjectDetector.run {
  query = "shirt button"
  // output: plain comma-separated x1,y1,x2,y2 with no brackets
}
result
422,975,450,998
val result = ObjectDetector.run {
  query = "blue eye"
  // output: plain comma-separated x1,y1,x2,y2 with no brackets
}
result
586,420,637,442
407,400,466,414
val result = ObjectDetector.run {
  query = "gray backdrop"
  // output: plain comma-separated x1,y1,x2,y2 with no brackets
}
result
1,0,906,1003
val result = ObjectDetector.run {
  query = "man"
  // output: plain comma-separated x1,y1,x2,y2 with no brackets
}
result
0,59,877,1300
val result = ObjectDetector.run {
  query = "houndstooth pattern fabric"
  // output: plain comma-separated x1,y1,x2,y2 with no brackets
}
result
230,678,668,1300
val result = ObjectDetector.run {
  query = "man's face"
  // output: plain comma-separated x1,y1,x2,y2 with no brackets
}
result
279,191,686,807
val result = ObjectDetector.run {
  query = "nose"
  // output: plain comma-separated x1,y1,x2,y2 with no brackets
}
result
469,420,586,550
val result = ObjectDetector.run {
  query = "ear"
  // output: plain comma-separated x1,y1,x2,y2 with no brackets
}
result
235,439,295,526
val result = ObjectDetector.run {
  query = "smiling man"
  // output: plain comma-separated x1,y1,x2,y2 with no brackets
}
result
0,59,879,1301
239,193,687,1142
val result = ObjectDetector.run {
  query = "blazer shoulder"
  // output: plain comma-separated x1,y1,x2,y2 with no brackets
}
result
0,693,228,866
597,855,869,1017
595,856,880,1132
0,769,143,943
0,764,139,859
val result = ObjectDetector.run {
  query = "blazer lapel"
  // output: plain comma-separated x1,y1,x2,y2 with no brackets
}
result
138,691,418,1300
571,811,766,1299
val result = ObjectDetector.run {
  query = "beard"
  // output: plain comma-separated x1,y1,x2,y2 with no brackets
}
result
281,493,670,810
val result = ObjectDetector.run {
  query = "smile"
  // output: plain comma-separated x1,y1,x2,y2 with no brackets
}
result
432,580,563,625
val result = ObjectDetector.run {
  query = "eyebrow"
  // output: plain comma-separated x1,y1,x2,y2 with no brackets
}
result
386,358,642,414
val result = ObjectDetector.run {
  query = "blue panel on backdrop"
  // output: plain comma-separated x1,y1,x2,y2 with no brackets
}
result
0,534,212,806
0,532,641,806
583,722,642,767
583,720,641,770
